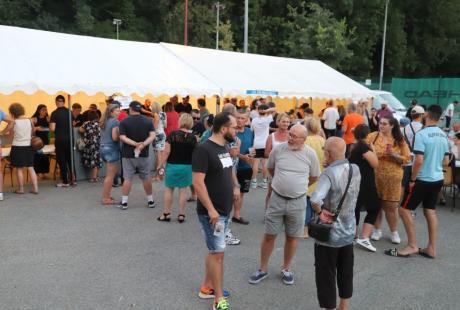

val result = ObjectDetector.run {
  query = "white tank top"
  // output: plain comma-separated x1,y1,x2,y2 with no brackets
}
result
271,132,285,149
12,119,32,146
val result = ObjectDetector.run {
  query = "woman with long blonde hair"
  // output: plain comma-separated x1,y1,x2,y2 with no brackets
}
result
151,102,167,180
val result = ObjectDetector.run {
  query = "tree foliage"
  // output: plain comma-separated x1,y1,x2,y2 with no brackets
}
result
1,0,459,77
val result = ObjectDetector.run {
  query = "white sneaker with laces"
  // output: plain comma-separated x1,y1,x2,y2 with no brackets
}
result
391,231,401,244
356,238,377,252
370,229,382,241
259,179,268,189
225,231,241,245
250,180,258,189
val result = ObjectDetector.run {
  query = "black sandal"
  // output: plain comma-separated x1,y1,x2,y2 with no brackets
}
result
178,214,186,223
157,213,171,222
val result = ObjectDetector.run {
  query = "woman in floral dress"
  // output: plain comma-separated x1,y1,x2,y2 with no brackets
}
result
79,110,102,182
366,116,410,244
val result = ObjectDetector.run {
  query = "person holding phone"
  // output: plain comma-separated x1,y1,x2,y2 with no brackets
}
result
366,117,411,244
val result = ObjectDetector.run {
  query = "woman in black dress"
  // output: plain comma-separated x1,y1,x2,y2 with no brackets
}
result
348,124,380,253
31,104,50,179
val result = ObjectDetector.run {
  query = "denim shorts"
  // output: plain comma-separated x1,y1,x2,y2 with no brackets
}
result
198,214,229,253
100,145,120,163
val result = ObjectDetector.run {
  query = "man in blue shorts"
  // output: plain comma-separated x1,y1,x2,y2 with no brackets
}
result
385,105,449,258
193,112,239,310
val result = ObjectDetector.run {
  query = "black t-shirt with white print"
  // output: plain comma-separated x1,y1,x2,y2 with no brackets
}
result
192,139,234,216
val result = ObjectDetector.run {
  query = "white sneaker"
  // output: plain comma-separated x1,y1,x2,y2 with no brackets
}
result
259,179,268,189
0,193,3,201
391,231,401,244
370,229,382,241
225,231,241,245
356,238,377,252
250,180,258,189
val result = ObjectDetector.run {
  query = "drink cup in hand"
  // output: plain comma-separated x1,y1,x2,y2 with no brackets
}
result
134,148,140,158
248,147,256,157
386,144,393,154
213,222,225,237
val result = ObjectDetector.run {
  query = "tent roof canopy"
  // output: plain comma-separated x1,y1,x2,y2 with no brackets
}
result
0,25,371,100
161,43,371,100
0,25,221,96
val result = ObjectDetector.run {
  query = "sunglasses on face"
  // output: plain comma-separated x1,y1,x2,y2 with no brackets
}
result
193,117,200,120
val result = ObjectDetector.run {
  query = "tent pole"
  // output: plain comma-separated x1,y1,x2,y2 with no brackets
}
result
67,94,76,183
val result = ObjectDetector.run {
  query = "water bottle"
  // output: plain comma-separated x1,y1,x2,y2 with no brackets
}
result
213,222,225,237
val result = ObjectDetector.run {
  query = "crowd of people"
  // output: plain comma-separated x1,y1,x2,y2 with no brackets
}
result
0,94,456,310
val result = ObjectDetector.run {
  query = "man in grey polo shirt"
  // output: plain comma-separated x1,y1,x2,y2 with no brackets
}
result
249,124,320,285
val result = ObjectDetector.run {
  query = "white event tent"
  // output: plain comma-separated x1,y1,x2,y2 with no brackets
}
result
0,25,221,97
161,43,372,100
0,25,371,100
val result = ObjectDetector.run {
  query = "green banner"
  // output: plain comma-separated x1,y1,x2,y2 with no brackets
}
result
391,77,460,109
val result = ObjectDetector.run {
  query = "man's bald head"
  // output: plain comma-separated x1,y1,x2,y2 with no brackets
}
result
222,103,237,116
291,124,307,138
288,124,308,149
325,137,346,160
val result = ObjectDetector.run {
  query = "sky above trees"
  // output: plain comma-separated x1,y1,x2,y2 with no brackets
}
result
1,0,459,78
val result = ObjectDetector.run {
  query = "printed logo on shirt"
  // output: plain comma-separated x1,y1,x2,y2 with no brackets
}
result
219,153,233,168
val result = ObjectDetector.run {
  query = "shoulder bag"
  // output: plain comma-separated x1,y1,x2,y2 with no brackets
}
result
308,163,353,242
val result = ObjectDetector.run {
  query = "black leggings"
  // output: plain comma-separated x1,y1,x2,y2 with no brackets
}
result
355,187,380,225
55,141,72,184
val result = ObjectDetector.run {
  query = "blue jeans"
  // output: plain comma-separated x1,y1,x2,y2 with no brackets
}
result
305,196,313,226
100,145,120,163
198,214,229,253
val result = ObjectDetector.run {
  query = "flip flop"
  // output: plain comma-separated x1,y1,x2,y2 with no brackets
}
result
418,248,435,259
29,190,39,195
187,197,197,202
384,248,411,258
14,190,25,194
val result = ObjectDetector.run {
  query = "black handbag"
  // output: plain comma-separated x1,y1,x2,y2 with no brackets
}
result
308,163,353,242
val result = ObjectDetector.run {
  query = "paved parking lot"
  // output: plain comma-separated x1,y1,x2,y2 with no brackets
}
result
0,179,459,309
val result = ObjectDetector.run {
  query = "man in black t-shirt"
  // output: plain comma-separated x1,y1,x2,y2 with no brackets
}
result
71,103,85,127
192,112,239,310
191,109,206,137
50,95,74,187
118,101,156,210
175,95,192,114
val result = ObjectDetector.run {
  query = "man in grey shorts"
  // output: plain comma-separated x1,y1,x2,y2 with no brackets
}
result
118,101,156,210
249,124,320,285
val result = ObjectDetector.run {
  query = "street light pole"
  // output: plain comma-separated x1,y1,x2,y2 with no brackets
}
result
113,18,122,40
379,0,389,90
215,2,225,50
244,0,248,53
184,0,189,45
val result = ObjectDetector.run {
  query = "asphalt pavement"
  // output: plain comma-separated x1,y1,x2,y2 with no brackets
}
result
0,179,459,310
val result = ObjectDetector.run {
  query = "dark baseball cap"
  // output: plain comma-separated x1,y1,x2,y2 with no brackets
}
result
129,101,142,112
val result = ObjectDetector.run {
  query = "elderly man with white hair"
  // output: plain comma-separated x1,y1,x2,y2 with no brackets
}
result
249,124,320,286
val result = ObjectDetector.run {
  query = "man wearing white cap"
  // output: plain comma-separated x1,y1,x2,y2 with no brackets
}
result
400,105,424,193
376,101,393,120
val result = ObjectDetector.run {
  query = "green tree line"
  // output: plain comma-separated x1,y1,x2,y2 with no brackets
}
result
1,0,459,78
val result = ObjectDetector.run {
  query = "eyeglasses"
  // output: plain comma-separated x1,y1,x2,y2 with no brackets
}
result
193,117,200,120
289,132,303,139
